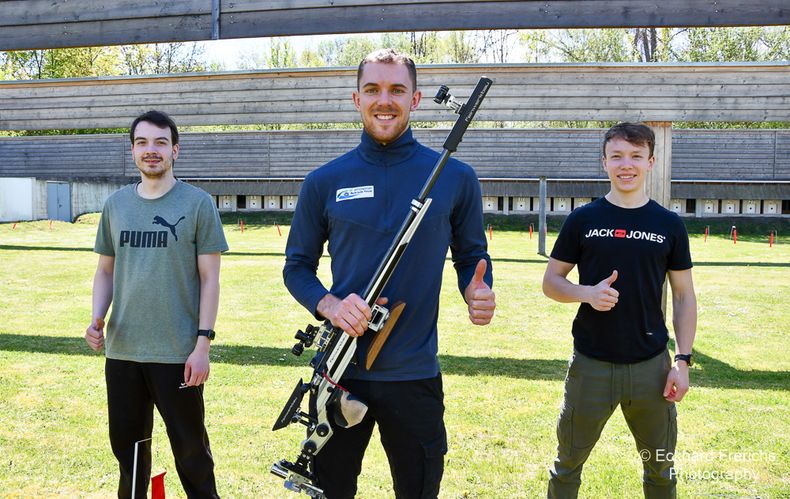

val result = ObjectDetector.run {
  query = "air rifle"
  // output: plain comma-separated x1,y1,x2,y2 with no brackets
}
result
271,76,493,498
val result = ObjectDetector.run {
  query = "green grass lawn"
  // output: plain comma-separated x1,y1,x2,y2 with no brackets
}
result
0,216,788,498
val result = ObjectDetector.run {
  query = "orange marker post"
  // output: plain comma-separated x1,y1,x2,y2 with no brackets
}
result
769,231,774,248
276,223,282,237
489,224,493,240
529,223,533,239
733,228,737,244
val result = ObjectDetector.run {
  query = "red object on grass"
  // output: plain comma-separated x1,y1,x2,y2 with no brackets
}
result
770,231,774,248
240,220,245,233
151,471,166,499
733,228,737,244
704,226,708,243
529,223,533,239
489,224,493,240
12,223,16,230
276,223,282,236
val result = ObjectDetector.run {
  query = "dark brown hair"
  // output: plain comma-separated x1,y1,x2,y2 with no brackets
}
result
602,122,654,158
130,110,179,145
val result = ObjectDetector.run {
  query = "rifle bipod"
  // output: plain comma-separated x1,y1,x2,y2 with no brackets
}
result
270,76,493,496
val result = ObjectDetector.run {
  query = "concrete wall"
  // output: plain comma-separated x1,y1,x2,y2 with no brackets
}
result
1,178,125,222
71,181,126,219
0,177,34,222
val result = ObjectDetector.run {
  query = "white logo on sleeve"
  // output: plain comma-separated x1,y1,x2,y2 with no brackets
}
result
336,185,375,202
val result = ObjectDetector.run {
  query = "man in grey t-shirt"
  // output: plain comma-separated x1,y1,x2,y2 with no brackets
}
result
85,110,227,498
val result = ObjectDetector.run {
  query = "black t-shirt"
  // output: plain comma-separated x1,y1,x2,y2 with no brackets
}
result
550,197,693,363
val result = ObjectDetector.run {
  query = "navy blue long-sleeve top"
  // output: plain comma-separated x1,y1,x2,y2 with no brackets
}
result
283,128,492,381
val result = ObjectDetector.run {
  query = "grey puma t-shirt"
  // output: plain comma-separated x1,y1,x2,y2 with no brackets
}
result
95,181,228,363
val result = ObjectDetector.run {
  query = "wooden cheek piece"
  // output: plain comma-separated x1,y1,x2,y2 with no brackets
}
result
365,301,406,370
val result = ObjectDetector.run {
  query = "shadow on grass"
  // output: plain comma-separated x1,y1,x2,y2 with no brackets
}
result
1,333,786,390
0,244,94,252
1,245,788,269
692,261,790,268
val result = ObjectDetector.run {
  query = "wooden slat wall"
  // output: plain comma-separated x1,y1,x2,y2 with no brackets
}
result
2,64,789,130
673,131,788,181
0,135,128,179
1,129,787,182
2,0,787,51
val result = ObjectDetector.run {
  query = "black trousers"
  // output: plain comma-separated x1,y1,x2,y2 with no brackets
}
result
314,375,447,499
105,358,219,499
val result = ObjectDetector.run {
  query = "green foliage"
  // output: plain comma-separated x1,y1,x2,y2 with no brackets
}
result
681,27,766,62
316,36,378,67
298,47,325,68
1,47,123,79
263,38,298,69
545,29,638,62
443,32,479,64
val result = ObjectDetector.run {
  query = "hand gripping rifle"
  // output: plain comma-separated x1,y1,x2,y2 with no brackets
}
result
270,76,493,498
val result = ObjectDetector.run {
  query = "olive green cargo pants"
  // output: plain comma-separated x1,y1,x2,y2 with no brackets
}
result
547,350,678,499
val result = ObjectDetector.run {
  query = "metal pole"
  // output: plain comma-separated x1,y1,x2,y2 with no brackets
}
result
538,176,547,256
131,437,152,498
211,0,221,40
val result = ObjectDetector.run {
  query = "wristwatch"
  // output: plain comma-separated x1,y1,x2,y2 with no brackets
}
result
674,353,693,366
197,329,216,340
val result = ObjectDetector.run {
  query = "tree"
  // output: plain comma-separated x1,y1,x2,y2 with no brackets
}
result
264,38,297,68
680,27,772,62
1,47,121,79
761,26,790,60
299,48,325,68
120,43,206,75
476,30,520,63
548,29,636,62
443,32,479,63
520,31,551,63
329,36,378,67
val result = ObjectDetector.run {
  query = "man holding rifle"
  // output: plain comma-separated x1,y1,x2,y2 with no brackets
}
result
283,49,496,498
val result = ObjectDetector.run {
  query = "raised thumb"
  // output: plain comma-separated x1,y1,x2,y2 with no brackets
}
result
471,259,487,285
606,270,618,286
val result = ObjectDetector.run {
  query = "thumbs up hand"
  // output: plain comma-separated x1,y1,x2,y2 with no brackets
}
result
588,270,619,311
464,259,496,325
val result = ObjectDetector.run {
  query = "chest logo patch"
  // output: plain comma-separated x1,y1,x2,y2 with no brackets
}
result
585,228,666,244
336,185,374,202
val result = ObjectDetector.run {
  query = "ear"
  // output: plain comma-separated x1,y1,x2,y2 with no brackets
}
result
647,154,655,171
172,143,180,161
410,90,422,111
352,91,361,111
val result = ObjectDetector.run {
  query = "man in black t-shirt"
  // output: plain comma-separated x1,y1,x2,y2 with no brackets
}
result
543,123,697,498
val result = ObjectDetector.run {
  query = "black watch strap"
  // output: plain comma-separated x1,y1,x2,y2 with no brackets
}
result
197,329,216,340
674,353,693,366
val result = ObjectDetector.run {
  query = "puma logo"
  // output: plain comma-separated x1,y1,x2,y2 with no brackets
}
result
152,215,185,241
